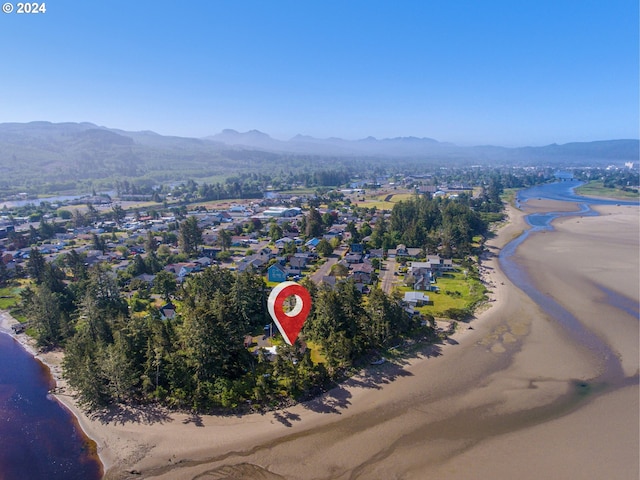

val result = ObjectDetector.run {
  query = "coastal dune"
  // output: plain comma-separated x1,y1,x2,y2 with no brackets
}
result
3,200,638,480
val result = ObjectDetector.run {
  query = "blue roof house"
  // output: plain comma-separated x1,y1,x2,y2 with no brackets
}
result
305,237,321,249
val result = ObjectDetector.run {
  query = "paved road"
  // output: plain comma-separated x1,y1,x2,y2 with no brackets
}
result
310,246,347,283
380,256,398,293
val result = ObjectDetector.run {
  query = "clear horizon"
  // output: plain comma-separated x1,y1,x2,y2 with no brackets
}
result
1,0,638,147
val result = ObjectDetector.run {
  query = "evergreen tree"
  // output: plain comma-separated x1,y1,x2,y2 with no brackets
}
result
230,270,266,331
153,270,177,302
0,261,8,287
100,333,140,402
65,249,88,281
178,216,202,256
305,207,323,238
63,332,110,410
145,231,158,253
92,233,107,254
217,228,232,252
23,285,65,347
27,248,46,283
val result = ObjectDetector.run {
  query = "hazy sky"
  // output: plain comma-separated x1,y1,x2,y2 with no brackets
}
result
1,0,638,146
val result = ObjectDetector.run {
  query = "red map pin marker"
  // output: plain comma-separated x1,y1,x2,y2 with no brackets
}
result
267,281,312,345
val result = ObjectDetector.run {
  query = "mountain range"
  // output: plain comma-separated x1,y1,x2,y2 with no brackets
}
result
0,121,637,193
207,128,639,161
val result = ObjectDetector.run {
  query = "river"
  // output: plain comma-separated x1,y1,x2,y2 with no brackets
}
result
501,180,638,383
0,333,102,480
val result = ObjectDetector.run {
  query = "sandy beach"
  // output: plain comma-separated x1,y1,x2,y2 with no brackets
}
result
1,200,638,480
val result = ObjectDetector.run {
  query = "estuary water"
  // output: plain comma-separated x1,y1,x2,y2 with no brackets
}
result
501,180,638,381
0,333,102,480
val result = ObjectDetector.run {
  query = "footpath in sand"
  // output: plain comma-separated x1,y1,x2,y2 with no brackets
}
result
1,201,638,480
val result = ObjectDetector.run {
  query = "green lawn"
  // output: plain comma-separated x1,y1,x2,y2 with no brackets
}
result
398,270,486,318
0,285,24,310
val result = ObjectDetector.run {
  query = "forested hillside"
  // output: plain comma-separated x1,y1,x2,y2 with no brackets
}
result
1,122,637,196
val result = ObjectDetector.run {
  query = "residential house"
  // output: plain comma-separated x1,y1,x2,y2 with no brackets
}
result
391,244,421,259
159,302,176,320
320,276,337,288
267,263,287,283
396,244,408,256
165,262,199,280
289,255,307,271
349,243,364,254
178,262,199,280
201,247,221,258
403,291,430,307
275,237,295,250
134,273,156,285
305,237,320,249
350,261,374,285
237,255,267,273
262,207,302,218
195,257,213,268
219,212,233,223
345,253,363,264
231,236,247,247
410,267,434,291
408,255,453,290
257,247,276,262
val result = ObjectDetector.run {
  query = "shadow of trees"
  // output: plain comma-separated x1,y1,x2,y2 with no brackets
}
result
87,342,447,425
301,342,443,415
90,402,174,426
182,411,204,427
272,410,301,427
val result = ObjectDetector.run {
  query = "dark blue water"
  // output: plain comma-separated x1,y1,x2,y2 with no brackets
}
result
501,180,639,380
0,333,102,480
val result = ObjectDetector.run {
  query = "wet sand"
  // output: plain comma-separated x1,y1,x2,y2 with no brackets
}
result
2,201,638,480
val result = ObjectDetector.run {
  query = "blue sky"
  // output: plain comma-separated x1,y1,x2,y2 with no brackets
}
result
1,0,638,146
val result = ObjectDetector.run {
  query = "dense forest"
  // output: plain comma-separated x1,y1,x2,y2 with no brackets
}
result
20,257,423,411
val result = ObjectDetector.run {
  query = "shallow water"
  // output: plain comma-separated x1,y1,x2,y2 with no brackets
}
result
502,181,638,381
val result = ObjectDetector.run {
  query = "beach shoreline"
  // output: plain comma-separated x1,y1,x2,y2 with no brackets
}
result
1,198,638,479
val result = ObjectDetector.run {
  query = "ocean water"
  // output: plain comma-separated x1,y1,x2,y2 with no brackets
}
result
0,334,102,480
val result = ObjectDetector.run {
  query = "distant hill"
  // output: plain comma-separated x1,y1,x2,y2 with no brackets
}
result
0,122,233,192
208,128,638,162
0,121,637,194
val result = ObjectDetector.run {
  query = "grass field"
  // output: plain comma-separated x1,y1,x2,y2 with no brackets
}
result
351,190,416,210
575,181,639,200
